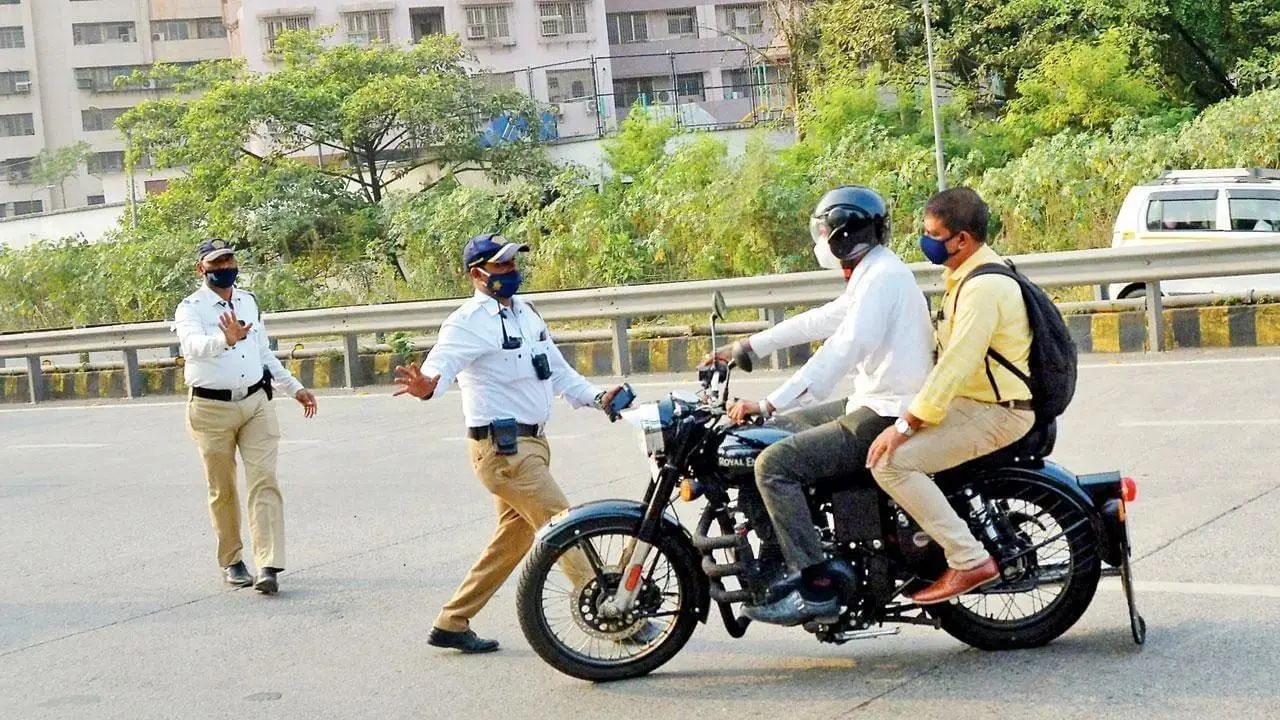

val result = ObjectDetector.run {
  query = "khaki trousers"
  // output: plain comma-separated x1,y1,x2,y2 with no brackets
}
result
871,397,1035,571
434,436,592,633
185,392,285,570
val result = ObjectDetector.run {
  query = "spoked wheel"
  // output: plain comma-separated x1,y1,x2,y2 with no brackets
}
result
516,523,701,681
934,477,1101,650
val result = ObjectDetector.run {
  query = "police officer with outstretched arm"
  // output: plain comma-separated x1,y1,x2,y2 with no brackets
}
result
174,239,318,595
394,234,628,654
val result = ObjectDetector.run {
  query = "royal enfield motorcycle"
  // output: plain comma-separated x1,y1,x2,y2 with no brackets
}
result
516,293,1145,682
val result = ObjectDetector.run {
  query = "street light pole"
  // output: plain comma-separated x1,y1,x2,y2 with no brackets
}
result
922,0,947,191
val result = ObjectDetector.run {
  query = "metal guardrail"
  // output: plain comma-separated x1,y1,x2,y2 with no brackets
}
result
5,238,1280,402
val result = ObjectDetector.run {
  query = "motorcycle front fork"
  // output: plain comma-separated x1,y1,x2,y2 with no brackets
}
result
599,465,679,618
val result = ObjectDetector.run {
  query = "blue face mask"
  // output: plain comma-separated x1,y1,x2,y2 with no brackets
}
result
919,234,957,265
206,267,238,289
479,268,522,299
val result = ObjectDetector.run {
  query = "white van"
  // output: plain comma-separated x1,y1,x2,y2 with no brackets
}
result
1109,168,1280,299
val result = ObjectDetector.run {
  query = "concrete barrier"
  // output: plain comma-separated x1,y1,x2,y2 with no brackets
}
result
5,303,1279,404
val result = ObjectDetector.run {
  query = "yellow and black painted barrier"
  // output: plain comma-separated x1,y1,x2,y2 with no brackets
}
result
5,303,1280,404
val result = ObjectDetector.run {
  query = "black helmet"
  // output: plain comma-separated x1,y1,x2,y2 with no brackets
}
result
810,186,890,260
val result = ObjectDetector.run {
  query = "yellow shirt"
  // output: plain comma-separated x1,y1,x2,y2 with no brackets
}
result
908,244,1033,425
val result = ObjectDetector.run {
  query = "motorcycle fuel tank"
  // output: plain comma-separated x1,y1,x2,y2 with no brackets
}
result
715,424,793,482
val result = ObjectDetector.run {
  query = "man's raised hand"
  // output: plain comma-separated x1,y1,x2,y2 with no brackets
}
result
393,362,441,399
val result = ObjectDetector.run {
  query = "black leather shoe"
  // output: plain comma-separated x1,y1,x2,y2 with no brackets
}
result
254,567,281,594
427,627,500,654
223,561,253,588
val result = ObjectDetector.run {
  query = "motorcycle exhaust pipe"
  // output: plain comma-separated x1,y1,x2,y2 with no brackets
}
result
702,556,749,579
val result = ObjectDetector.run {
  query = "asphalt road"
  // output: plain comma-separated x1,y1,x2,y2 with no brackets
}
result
2,348,1279,719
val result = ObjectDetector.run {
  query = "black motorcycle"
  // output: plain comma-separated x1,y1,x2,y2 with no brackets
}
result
516,293,1145,682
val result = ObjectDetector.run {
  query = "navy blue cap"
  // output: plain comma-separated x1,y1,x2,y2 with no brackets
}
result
196,238,235,262
463,234,528,269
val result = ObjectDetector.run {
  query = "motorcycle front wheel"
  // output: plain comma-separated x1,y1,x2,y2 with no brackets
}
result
933,475,1102,650
516,521,702,681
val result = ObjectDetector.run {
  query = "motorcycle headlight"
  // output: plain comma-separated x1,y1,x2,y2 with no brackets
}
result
621,399,674,457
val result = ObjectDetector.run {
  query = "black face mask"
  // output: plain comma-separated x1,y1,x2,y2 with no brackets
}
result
206,268,238,289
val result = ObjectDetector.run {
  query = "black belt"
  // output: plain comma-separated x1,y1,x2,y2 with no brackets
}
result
467,423,543,440
192,376,270,402
998,399,1035,411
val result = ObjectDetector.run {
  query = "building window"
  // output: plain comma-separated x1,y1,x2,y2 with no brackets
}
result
539,2,588,38
12,200,43,216
410,7,446,43
613,76,656,109
476,71,516,91
73,22,137,45
3,157,32,183
606,12,647,44
0,113,34,137
676,72,705,101
464,5,511,42
666,9,697,37
87,194,107,206
152,18,225,41
344,10,392,45
144,179,169,195
88,151,127,175
0,26,24,48
0,70,30,95
82,107,130,132
723,4,764,34
152,19,191,41
0,1,19,5
75,65,151,92
263,15,311,51
547,68,593,103
195,18,227,39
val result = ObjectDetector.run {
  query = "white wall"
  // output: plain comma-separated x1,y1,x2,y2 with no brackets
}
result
0,202,126,249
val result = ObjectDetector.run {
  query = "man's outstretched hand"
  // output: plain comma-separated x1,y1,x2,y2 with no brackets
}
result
393,362,441,400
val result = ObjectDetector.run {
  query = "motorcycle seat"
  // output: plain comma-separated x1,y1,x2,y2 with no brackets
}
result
949,421,1057,474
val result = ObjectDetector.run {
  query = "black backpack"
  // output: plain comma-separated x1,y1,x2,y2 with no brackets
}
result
955,261,1078,427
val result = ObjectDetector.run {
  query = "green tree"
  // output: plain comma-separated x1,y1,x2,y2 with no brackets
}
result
30,142,92,210
1002,32,1172,141
119,30,551,279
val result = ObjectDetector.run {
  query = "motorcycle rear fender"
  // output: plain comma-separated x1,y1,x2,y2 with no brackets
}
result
939,461,1124,568
535,498,711,623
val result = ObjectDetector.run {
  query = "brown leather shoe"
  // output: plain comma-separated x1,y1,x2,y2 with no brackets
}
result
911,557,1000,605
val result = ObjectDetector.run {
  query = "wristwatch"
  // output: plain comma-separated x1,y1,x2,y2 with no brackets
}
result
894,417,915,437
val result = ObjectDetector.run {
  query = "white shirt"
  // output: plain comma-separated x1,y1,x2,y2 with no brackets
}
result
749,245,934,418
422,291,603,428
173,285,304,398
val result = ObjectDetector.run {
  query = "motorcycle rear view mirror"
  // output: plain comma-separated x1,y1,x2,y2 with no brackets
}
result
711,291,728,322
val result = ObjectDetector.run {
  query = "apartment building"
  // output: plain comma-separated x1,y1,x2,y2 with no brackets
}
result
603,0,788,126
223,1,619,137
0,0,230,218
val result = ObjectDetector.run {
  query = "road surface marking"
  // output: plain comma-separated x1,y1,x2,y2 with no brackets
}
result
1101,577,1280,599
1121,419,1280,427
10,443,109,449
2,352,1278,414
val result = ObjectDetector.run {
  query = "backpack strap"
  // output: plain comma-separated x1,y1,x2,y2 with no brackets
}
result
953,261,1031,398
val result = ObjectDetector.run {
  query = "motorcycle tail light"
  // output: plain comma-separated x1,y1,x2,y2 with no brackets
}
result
1121,476,1138,503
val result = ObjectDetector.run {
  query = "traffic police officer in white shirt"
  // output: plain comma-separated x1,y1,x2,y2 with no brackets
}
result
713,187,934,626
393,234,627,654
174,239,318,595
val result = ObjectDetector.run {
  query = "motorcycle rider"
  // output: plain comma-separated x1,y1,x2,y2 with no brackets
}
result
712,186,934,625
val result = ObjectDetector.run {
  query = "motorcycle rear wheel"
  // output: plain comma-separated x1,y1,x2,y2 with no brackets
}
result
933,476,1101,650
516,522,702,681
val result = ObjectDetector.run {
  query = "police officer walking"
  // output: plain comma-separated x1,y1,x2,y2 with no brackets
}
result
174,239,318,595
393,234,625,654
